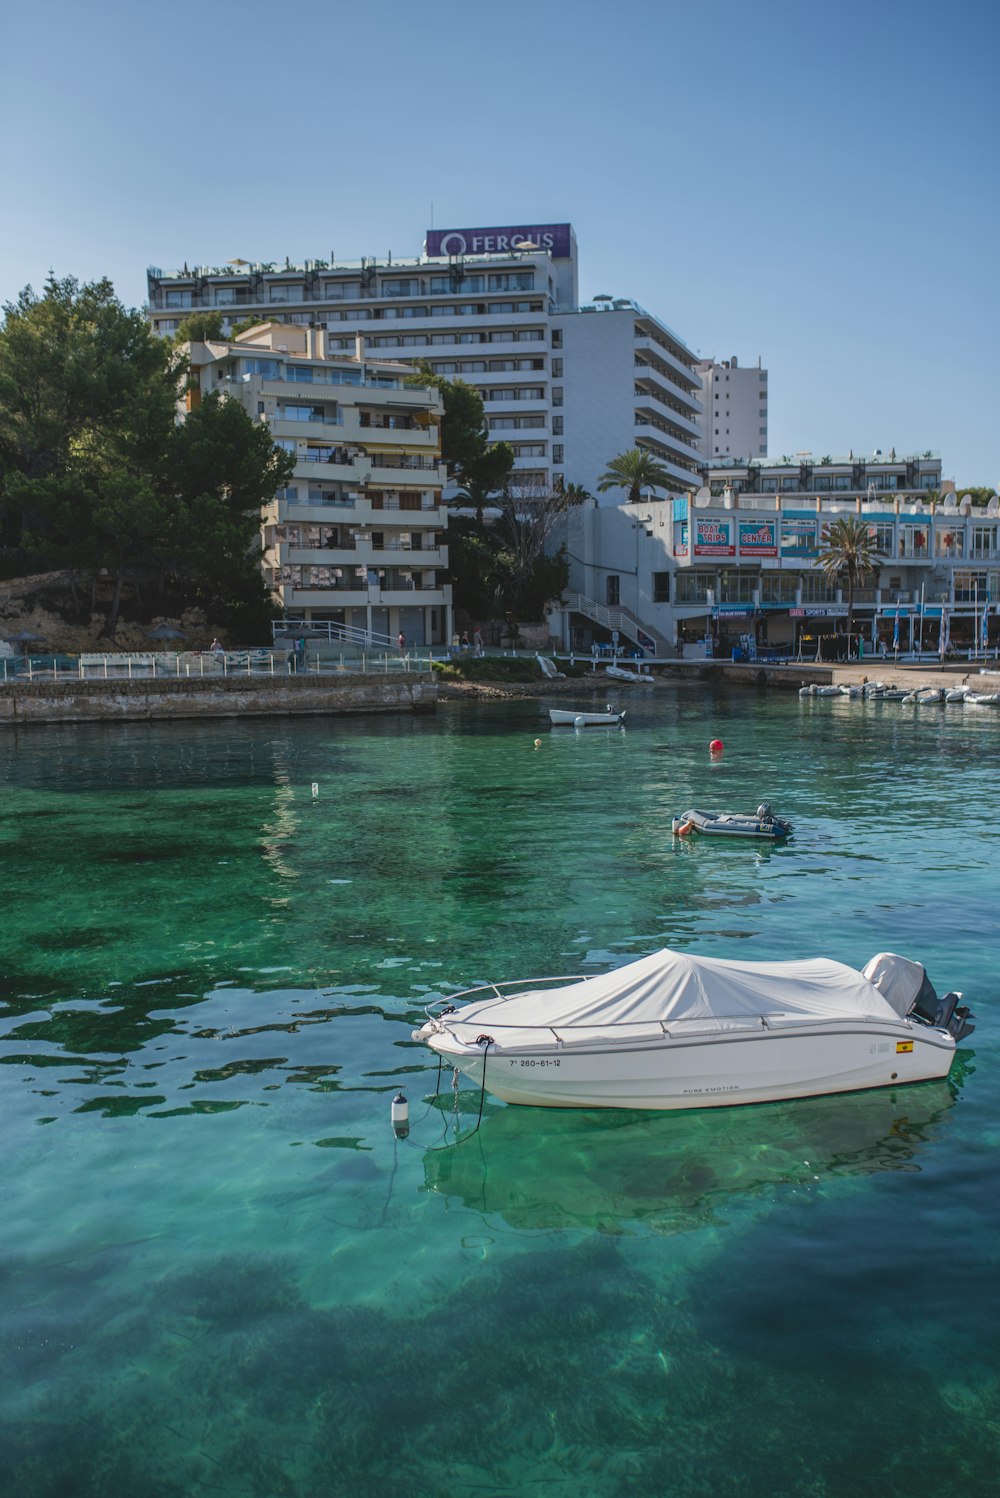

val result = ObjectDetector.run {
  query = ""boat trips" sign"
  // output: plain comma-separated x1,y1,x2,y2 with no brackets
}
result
693,519,735,556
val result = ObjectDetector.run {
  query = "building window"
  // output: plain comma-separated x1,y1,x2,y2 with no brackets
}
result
552,358,563,377
607,576,620,606
553,444,564,463
552,416,563,435
759,426,767,436
552,387,563,407
653,572,670,603
552,329,563,348
165,290,191,309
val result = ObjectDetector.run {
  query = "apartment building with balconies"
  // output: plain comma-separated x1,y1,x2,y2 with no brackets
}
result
183,323,451,644
148,221,704,504
555,300,704,499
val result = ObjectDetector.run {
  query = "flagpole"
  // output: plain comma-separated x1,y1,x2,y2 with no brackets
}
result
919,581,925,654
974,579,979,663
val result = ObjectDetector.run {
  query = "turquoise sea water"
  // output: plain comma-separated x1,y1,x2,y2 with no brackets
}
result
1,686,998,1497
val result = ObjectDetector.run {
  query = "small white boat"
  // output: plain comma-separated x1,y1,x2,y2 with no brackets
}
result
965,691,1000,706
672,804,793,840
548,706,626,727
945,686,971,702
605,664,654,684
915,687,945,705
814,685,843,697
413,948,973,1111
535,654,565,680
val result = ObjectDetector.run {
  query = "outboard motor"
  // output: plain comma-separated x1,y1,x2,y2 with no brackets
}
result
910,973,975,1042
756,803,773,823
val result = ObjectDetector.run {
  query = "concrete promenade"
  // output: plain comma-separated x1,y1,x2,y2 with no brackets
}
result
0,670,437,724
658,656,1000,693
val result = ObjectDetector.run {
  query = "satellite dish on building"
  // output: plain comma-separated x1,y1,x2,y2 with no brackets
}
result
696,486,711,502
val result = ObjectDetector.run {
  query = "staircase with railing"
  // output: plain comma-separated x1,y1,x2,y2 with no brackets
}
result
568,594,675,657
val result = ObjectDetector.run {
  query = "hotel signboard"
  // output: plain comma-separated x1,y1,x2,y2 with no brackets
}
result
425,223,573,258
738,521,777,557
693,519,735,557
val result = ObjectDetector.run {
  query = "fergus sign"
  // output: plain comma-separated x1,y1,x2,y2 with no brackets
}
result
425,223,573,258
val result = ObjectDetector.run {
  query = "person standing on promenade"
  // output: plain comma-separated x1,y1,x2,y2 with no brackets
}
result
474,627,483,657
397,630,405,652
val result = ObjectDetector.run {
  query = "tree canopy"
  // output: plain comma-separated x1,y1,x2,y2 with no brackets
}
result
0,275,293,638
597,447,674,503
815,516,884,637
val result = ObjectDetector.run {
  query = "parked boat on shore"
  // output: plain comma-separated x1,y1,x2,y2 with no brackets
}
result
412,947,973,1111
605,664,654,684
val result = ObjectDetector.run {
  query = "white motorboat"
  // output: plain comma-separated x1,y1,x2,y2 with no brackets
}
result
548,706,626,727
672,804,792,840
605,664,654,684
413,948,973,1112
966,691,1000,706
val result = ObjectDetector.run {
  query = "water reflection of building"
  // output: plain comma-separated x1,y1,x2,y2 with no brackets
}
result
424,1078,960,1234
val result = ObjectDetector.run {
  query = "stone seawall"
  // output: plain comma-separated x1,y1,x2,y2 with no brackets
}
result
0,672,437,724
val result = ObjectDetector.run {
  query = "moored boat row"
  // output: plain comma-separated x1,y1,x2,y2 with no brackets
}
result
800,679,1000,705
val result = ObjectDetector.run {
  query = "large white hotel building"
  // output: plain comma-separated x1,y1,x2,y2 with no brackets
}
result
147,222,705,503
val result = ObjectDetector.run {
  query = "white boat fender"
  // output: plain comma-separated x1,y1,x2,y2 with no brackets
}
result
391,1091,409,1138
574,715,587,727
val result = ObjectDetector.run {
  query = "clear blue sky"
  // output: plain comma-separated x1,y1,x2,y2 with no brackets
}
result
2,0,997,482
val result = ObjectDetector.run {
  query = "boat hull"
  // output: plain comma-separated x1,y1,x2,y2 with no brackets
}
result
548,708,625,726
427,1022,957,1110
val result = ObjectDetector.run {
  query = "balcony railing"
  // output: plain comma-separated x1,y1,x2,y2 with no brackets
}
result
370,454,437,471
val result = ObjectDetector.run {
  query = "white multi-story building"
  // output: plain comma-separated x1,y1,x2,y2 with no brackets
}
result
184,323,452,644
558,301,704,498
695,356,768,461
551,451,995,660
147,222,704,503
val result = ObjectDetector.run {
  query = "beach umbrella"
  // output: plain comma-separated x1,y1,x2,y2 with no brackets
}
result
147,624,187,642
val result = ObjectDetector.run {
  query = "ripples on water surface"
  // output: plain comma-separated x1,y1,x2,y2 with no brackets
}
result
1,687,998,1496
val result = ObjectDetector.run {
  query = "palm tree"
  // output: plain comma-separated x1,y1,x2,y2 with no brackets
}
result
815,515,884,645
597,448,672,504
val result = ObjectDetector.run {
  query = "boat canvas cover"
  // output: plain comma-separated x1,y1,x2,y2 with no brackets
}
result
862,952,928,1019
444,947,901,1047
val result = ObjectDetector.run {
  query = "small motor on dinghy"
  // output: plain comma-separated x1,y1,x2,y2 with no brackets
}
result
672,803,793,840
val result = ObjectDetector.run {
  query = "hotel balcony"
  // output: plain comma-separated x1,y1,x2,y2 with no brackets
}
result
633,336,702,398
633,386,702,441
633,418,703,467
